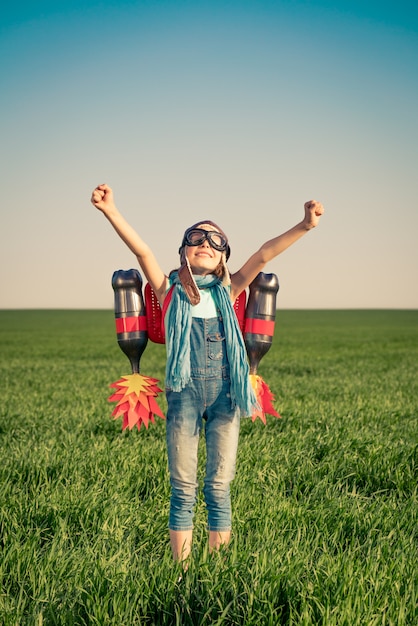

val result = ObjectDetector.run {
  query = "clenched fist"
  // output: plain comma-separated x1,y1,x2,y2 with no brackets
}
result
303,200,324,230
91,184,116,214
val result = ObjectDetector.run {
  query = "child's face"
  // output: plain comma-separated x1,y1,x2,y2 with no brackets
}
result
185,223,223,275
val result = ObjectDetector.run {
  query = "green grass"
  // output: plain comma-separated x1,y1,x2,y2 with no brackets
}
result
0,309,417,625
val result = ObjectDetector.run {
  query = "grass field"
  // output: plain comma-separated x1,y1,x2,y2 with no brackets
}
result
0,309,417,625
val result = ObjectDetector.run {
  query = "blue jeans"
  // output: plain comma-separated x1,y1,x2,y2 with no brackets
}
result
166,317,241,532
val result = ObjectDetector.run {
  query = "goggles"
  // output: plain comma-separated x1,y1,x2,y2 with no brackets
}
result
182,227,229,253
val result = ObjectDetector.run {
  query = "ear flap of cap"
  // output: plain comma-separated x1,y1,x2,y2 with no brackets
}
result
177,255,201,305
221,251,231,287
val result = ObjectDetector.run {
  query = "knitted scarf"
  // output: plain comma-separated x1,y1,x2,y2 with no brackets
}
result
164,272,258,416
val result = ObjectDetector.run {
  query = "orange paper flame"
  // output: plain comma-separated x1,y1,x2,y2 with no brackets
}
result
109,373,165,431
249,374,281,424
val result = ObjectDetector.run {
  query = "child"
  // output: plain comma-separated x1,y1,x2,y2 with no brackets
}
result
91,184,324,562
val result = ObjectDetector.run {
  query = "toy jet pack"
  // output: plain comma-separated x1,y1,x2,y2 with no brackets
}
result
109,269,280,430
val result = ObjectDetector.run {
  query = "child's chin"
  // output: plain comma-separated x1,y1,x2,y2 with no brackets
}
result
192,259,215,268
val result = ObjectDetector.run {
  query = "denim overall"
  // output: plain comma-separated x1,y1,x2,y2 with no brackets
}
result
165,315,241,532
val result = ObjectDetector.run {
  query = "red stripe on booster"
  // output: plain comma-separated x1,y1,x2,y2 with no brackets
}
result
244,318,275,336
115,316,147,334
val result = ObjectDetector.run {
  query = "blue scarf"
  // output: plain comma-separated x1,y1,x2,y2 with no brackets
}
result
165,272,258,416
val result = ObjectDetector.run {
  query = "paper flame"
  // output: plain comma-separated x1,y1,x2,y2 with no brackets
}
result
109,373,165,430
249,374,281,424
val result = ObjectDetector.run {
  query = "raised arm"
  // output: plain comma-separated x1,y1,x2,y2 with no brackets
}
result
230,200,324,300
91,184,168,303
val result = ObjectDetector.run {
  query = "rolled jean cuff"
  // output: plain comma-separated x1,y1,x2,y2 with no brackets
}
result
168,524,194,531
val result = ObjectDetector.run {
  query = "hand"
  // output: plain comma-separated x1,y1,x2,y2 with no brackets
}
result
91,184,116,213
303,200,324,230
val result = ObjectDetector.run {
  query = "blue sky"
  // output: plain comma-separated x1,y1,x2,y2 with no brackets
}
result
1,0,417,308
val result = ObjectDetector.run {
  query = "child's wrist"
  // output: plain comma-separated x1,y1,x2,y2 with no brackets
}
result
300,219,314,231
103,204,118,217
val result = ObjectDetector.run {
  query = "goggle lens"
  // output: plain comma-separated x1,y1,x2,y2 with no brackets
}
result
184,228,228,252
